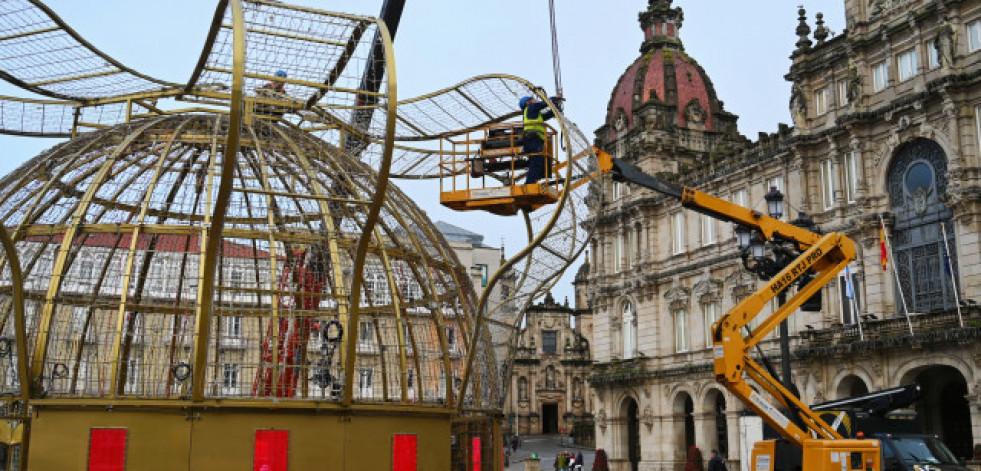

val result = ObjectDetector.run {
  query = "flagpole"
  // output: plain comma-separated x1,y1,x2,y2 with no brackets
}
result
880,215,913,335
940,222,964,327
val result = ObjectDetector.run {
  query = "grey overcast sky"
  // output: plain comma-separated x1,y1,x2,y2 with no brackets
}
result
1,1,845,303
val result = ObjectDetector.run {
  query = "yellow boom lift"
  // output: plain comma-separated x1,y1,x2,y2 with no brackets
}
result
438,134,882,471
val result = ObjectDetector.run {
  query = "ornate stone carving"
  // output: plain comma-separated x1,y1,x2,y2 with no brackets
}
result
813,390,825,404
642,405,655,429
794,7,813,54
664,281,690,310
813,13,829,45
685,99,706,126
596,409,607,430
871,362,884,380
693,276,723,302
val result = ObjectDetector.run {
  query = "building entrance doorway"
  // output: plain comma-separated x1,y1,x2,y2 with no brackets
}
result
908,366,973,460
626,399,640,471
542,403,559,434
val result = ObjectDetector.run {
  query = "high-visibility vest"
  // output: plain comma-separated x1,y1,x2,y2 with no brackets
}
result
523,107,546,139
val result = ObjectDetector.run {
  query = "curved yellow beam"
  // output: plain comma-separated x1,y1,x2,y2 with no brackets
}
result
0,225,29,402
190,0,245,402
341,18,398,407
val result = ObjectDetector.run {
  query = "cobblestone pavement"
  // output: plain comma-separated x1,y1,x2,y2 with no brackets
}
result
505,434,595,470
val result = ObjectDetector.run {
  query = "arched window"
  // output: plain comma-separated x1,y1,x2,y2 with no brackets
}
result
518,377,528,400
886,138,958,313
622,300,636,359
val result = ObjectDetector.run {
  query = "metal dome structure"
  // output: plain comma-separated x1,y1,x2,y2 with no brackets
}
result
0,113,497,406
0,0,602,469
0,114,503,469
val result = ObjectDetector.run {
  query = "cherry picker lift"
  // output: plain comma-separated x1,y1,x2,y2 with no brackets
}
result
439,133,887,470
437,2,895,469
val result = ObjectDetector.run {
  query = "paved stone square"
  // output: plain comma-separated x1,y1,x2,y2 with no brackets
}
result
506,435,595,470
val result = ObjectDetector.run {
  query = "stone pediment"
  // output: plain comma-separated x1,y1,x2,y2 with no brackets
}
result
724,270,755,288
663,282,690,310
692,277,723,301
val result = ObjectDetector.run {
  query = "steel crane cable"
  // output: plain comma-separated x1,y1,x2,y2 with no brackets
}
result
548,0,563,98
548,0,566,151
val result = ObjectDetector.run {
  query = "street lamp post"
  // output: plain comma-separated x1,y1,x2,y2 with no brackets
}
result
734,187,817,397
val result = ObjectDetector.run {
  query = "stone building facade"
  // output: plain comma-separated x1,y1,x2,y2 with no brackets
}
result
582,1,981,471
504,293,594,440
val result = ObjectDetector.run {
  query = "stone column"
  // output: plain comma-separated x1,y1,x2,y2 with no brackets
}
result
725,410,742,471
608,416,627,463
566,372,573,425
667,413,687,471
530,372,539,434
968,386,981,456
693,411,715,458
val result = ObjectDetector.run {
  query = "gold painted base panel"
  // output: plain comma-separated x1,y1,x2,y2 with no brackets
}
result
27,407,452,470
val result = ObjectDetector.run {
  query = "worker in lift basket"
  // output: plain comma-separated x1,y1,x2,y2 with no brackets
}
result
519,93,561,184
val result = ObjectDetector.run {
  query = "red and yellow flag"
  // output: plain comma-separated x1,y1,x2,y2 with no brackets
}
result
880,224,889,270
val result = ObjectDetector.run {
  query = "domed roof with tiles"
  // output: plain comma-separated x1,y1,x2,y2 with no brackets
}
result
605,0,726,140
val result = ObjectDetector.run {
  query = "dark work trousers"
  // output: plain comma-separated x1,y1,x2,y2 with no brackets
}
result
523,131,549,184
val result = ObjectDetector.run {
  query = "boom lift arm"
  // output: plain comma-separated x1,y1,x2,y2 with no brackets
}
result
596,150,880,468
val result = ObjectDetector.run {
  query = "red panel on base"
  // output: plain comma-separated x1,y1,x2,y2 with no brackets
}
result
471,437,481,471
393,434,417,471
254,430,288,471
88,428,127,471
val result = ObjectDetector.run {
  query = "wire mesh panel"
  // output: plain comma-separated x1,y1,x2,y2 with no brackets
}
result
0,0,177,100
0,96,74,137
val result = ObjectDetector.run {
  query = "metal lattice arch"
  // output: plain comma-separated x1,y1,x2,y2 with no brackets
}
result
0,0,600,469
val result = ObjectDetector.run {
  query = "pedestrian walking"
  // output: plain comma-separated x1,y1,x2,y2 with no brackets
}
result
558,451,569,471
708,450,727,471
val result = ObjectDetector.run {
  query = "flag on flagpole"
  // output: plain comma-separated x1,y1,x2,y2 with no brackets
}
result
879,224,889,270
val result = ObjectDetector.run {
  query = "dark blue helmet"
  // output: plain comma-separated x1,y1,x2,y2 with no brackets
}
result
275,70,288,78
519,96,532,109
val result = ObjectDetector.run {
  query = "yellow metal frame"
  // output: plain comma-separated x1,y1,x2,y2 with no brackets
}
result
341,16,398,407
0,3,544,468
0,226,30,403
190,0,246,402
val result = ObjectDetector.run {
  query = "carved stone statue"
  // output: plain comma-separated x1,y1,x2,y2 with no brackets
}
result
790,83,807,127
846,66,863,104
684,99,706,126
936,20,955,69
